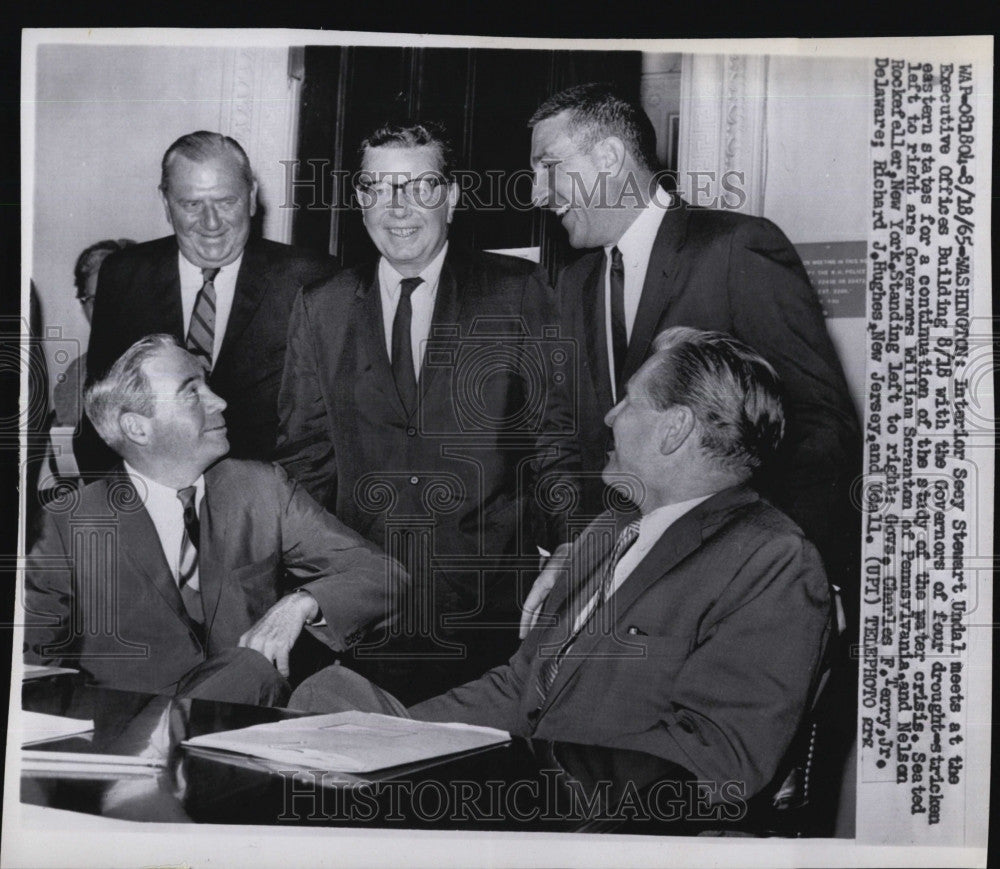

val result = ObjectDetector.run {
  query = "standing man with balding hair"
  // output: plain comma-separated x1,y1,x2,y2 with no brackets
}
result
81,131,335,470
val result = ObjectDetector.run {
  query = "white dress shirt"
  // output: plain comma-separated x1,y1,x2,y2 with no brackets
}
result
377,243,448,378
124,462,205,588
603,188,672,402
178,252,243,365
571,493,713,633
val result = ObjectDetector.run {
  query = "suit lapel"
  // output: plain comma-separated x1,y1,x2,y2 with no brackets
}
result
153,241,185,339
621,198,691,383
540,486,757,710
579,252,614,412
358,263,410,420
198,465,226,637
216,241,268,370
419,250,464,404
108,474,202,641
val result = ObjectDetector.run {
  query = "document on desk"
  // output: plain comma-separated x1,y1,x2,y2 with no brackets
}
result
182,711,510,773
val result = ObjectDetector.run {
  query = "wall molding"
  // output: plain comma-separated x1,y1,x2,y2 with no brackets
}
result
678,54,768,215
220,47,300,243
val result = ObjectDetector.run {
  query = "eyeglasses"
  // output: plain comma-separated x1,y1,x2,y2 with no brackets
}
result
355,174,449,207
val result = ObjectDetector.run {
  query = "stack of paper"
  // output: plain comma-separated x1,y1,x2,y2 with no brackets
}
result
21,751,164,779
20,711,94,746
183,711,509,772
22,664,79,681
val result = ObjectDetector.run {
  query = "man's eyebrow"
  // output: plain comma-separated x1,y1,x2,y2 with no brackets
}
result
176,374,201,394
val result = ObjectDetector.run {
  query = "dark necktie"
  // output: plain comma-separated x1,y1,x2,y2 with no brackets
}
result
535,519,641,705
609,246,627,400
391,276,423,415
186,268,219,366
176,486,204,627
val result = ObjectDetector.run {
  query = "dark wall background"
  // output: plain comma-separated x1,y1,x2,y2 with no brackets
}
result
292,46,641,284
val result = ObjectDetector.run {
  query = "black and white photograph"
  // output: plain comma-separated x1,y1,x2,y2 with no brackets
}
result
3,29,992,868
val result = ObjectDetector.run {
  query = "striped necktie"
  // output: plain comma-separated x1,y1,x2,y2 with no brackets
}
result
186,268,219,366
176,486,204,628
535,519,641,705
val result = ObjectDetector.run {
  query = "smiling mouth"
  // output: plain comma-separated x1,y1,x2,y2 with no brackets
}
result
387,227,419,238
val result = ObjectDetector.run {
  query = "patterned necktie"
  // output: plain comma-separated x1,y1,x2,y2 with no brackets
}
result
535,519,641,704
608,246,627,400
391,276,423,415
176,486,204,627
186,268,219,366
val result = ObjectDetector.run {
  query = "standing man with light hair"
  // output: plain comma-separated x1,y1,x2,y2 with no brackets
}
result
528,83,860,625
81,130,335,470
26,335,406,705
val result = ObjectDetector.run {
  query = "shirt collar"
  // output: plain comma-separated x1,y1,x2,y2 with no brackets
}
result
177,251,244,285
124,461,205,510
378,242,449,297
635,491,714,547
605,186,672,263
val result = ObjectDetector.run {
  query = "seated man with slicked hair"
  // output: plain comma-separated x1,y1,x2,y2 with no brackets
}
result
25,334,407,706
291,327,832,804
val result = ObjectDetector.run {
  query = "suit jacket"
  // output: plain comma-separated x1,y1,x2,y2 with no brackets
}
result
411,486,831,798
23,459,406,695
83,235,336,465
557,200,861,592
275,247,578,688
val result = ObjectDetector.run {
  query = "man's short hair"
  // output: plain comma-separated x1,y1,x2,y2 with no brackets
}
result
358,121,456,178
160,131,254,193
645,327,785,475
74,239,135,298
84,334,181,452
528,82,659,173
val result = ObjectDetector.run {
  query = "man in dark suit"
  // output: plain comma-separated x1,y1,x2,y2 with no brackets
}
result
291,327,832,804
25,335,406,706
82,131,335,469
526,83,860,624
276,122,577,702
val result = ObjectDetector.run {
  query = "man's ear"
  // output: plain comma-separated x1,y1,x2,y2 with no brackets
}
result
119,411,151,447
248,178,259,217
445,180,459,224
595,136,628,176
159,186,174,228
658,405,696,455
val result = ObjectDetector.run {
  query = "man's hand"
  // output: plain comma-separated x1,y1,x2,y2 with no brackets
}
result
238,591,319,677
520,543,571,639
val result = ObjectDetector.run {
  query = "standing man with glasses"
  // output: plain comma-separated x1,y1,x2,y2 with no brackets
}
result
80,131,336,472
276,121,577,703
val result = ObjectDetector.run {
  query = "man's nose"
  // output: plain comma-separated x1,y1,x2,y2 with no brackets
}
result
201,203,221,230
531,168,550,208
204,386,227,413
604,401,622,428
387,187,410,212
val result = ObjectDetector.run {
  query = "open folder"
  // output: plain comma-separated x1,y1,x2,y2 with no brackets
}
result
182,711,509,773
